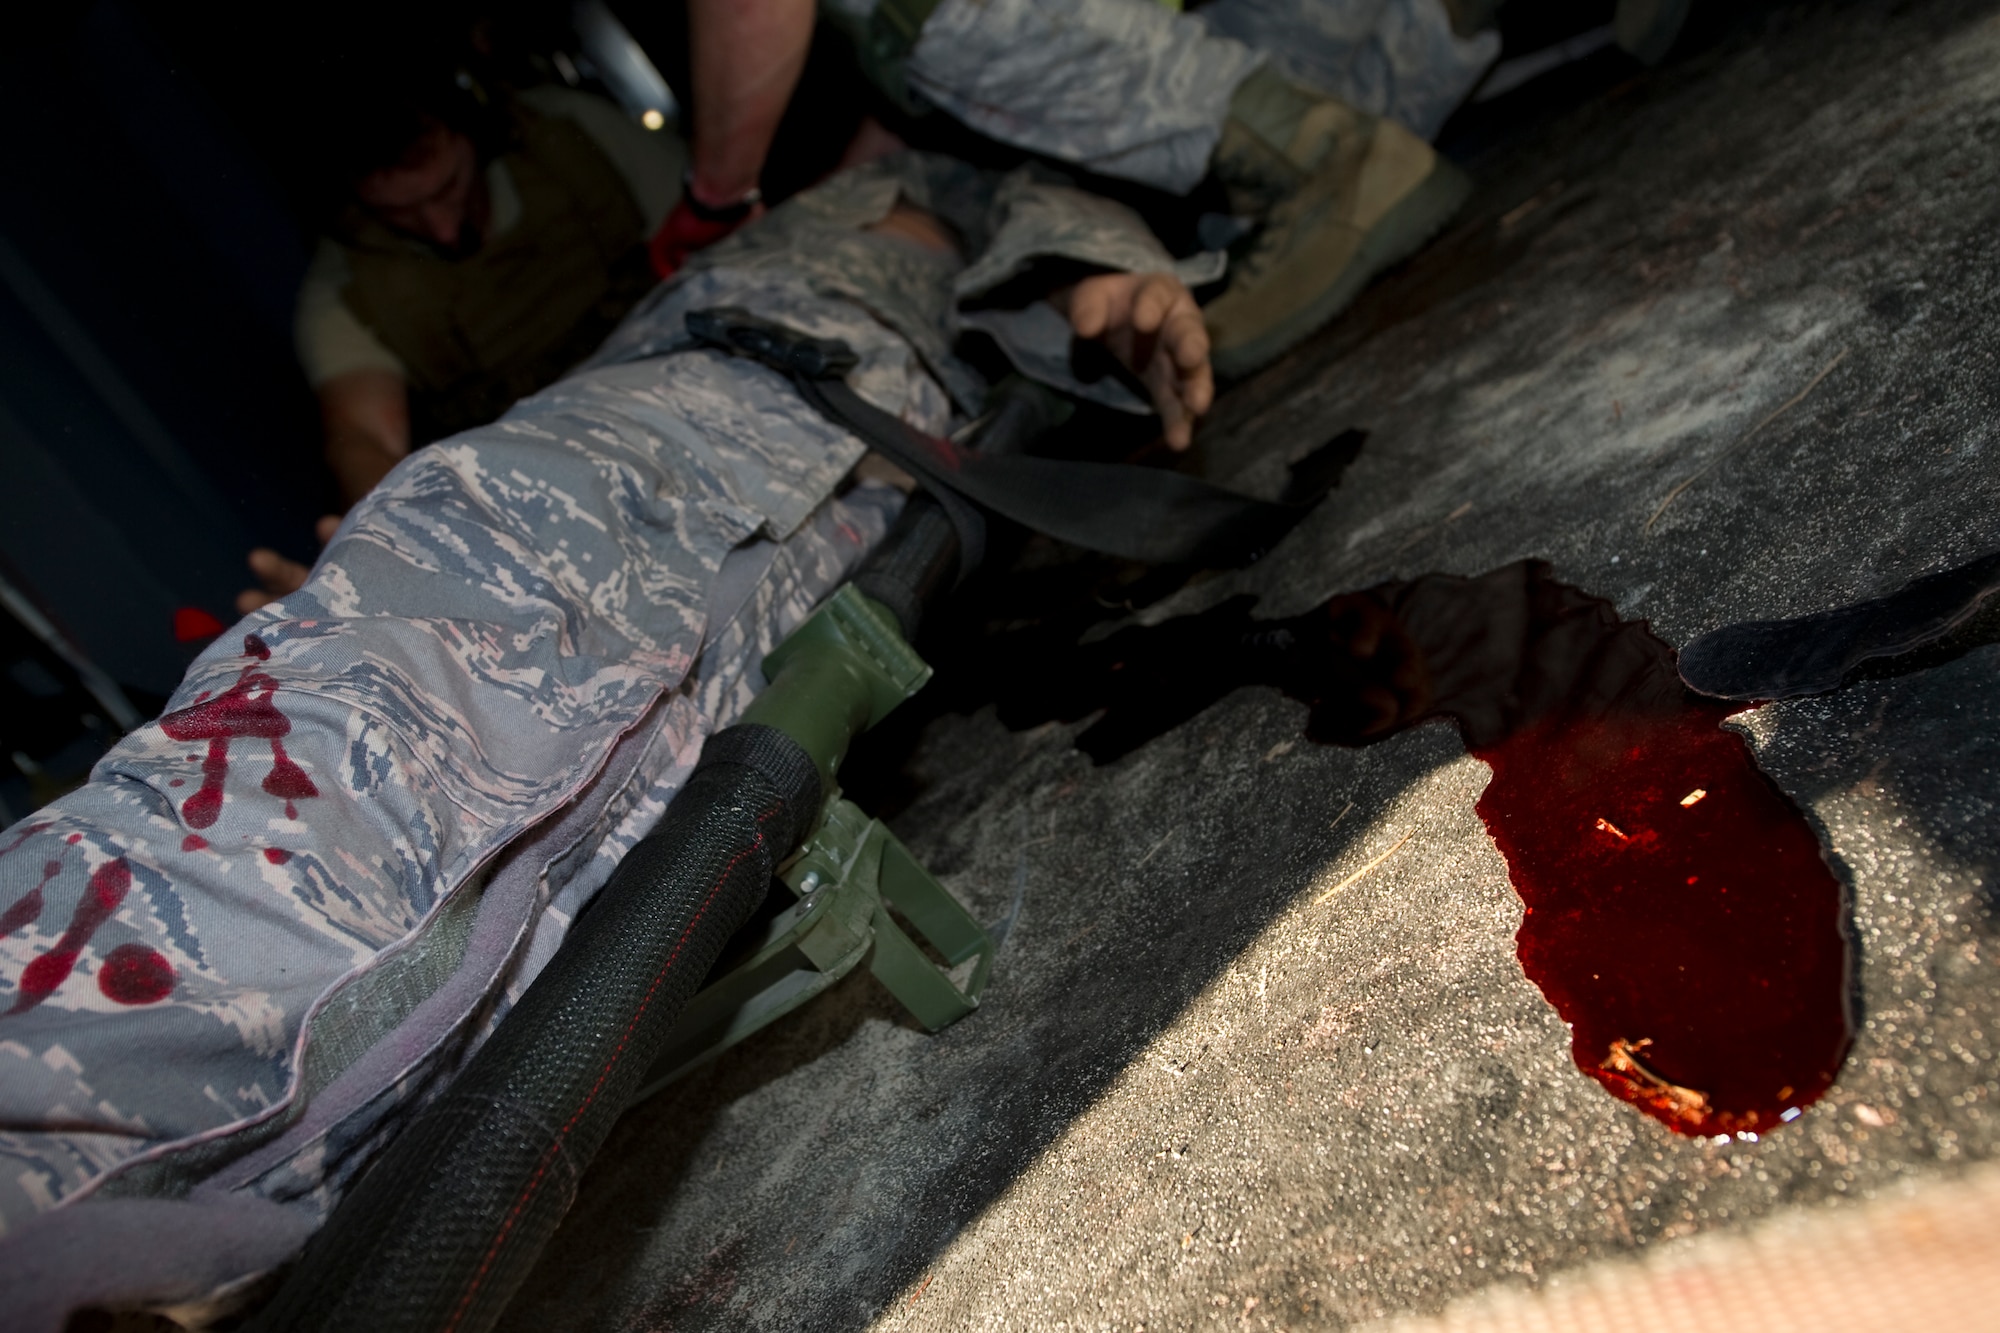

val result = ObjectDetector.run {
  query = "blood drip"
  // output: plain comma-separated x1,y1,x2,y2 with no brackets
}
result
182,835,208,852
9,857,133,1014
158,634,318,831
263,848,292,865
265,742,316,809
97,943,175,1005
0,860,61,938
982,560,1852,1136
0,823,51,858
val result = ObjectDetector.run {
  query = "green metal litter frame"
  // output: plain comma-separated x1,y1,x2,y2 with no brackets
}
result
627,586,995,1103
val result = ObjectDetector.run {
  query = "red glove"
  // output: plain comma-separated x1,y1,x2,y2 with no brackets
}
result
647,190,761,280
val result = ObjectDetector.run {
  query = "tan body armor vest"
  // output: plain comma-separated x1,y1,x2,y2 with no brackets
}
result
337,103,657,443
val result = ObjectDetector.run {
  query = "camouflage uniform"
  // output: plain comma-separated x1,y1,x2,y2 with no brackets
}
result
840,0,1495,194
1198,0,1499,142
0,153,1214,1327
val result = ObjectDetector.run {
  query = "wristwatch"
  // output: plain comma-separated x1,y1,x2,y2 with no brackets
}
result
680,168,762,224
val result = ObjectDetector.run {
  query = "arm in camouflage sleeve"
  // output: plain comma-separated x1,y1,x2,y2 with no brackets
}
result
953,167,1223,446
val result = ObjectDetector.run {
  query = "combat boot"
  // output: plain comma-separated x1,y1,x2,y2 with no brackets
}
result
1205,67,1472,380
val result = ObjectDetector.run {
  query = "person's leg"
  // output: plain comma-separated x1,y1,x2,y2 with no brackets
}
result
889,0,1474,377
903,0,1265,195
0,341,900,1322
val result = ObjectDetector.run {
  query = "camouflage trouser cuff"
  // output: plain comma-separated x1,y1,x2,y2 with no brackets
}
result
832,0,1193,118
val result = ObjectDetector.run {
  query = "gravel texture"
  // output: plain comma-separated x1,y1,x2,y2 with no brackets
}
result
498,1,2000,1327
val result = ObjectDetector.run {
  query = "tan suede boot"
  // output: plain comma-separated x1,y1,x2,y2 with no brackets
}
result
1205,67,1472,380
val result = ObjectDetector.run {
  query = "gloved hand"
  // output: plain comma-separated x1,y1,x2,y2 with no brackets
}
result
647,194,762,280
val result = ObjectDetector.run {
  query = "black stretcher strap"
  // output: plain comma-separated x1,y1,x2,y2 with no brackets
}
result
687,307,1318,569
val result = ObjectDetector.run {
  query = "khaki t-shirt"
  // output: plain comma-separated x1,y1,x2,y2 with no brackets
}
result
294,86,685,387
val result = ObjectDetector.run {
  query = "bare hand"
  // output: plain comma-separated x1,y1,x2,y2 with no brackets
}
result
1057,272,1214,450
236,515,340,614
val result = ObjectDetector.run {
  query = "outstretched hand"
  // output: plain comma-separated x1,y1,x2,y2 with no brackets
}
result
236,515,341,614
1057,272,1213,450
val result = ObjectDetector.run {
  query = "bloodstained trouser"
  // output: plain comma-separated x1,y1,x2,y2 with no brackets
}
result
892,0,1498,192
0,332,908,1327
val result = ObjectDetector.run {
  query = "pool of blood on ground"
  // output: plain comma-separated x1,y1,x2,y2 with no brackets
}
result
982,559,1853,1137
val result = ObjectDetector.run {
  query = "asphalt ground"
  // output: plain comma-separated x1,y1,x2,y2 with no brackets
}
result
499,1,2000,1326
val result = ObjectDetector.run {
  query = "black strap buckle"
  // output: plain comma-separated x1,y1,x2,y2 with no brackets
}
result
685,306,1323,571
685,307,860,380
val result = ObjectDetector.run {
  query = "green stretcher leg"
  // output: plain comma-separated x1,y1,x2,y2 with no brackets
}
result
625,586,993,1104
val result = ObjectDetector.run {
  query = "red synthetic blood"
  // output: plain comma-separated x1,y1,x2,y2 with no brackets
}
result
988,560,1852,1136
1474,705,1849,1137
0,860,62,938
9,857,132,1014
1294,569,1850,1136
158,634,318,830
182,835,208,852
97,943,175,1005
0,823,51,858
263,848,292,865
178,739,229,830
0,887,46,938
264,742,317,806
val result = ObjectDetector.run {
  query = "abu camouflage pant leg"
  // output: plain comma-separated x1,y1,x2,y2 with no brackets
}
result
861,0,1494,192
904,0,1265,194
0,345,899,1258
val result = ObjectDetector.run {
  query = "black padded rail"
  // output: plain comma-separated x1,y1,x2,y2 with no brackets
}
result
247,724,819,1333
852,376,1077,637
853,492,959,640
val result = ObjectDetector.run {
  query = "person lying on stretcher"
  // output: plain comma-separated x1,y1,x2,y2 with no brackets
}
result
0,150,1217,1328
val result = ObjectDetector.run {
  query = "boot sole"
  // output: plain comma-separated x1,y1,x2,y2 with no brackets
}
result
1211,158,1475,381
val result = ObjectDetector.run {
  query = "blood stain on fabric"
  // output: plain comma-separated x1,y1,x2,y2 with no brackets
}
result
98,943,175,1005
8,857,133,1014
0,860,62,938
983,560,1851,1137
0,823,52,859
158,634,319,830
182,835,208,853
264,848,293,865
